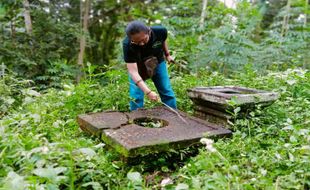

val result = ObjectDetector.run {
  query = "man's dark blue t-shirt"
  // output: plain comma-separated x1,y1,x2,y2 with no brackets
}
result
122,26,167,65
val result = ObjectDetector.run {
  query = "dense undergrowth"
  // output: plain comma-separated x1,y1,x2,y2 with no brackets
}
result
0,67,309,189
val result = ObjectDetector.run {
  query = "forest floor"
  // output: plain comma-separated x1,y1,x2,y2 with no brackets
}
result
0,68,309,189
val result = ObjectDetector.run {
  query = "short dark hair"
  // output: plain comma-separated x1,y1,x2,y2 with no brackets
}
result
125,20,149,36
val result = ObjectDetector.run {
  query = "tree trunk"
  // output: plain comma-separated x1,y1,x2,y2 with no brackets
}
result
281,0,291,37
304,0,308,27
22,0,32,35
0,63,5,78
303,0,309,69
10,20,15,39
198,0,208,41
77,0,90,83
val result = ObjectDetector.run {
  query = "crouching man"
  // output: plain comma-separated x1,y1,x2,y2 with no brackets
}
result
122,20,177,111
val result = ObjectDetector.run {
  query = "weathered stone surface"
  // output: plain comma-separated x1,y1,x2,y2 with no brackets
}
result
194,105,232,120
194,105,231,126
188,86,279,126
188,86,279,111
77,111,128,136
78,106,231,157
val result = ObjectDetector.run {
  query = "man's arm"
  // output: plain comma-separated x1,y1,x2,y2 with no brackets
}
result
127,63,159,101
163,41,174,63
163,40,170,57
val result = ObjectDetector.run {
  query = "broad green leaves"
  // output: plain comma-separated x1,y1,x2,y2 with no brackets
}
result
33,167,67,182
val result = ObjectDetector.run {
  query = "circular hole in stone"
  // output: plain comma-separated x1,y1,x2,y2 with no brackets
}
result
133,117,169,128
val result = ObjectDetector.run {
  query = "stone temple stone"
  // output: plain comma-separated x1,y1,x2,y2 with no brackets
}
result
77,106,231,157
78,111,128,136
187,86,279,124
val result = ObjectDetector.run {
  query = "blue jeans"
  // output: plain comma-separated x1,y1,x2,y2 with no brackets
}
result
129,61,177,111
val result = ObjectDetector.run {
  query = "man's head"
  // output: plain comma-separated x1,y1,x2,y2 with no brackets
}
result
126,20,150,46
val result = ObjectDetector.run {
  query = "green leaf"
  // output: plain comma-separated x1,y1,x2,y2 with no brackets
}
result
3,172,27,190
82,182,103,190
73,148,96,160
234,107,241,114
33,167,67,181
176,183,189,190
127,172,142,183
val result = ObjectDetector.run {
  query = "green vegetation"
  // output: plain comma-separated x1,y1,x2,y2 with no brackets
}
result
133,118,167,128
0,0,309,189
1,68,309,189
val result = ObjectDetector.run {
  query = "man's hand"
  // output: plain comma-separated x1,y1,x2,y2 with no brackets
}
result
147,91,159,102
166,55,175,63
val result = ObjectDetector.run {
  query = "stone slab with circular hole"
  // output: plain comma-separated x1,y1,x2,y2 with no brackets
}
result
77,106,231,157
